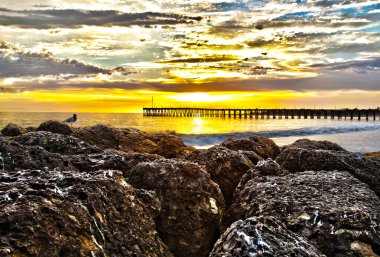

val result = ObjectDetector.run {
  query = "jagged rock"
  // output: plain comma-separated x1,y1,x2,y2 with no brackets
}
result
13,131,101,155
234,159,289,199
224,171,380,256
134,189,162,218
237,150,263,165
276,147,380,196
210,216,325,257
186,146,255,206
1,123,26,136
221,136,280,159
0,137,76,171
68,149,163,176
283,139,347,152
0,170,173,257
73,124,195,158
37,120,73,135
127,159,225,257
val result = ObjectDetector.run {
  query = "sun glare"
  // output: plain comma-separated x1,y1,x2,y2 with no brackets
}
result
169,93,233,103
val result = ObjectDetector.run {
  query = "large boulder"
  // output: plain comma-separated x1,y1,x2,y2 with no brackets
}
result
13,131,101,155
37,120,73,135
224,171,380,256
276,147,380,196
73,124,195,158
210,216,324,257
186,146,255,206
0,170,173,257
126,159,225,257
1,123,26,136
0,137,76,171
221,135,280,159
283,139,347,152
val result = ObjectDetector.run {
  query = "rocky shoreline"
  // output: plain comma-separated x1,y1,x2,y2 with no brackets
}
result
1,121,379,257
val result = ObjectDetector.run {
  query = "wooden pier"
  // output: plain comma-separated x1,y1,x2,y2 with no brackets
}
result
143,108,380,120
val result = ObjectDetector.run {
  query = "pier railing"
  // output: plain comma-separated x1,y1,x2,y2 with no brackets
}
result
143,108,380,120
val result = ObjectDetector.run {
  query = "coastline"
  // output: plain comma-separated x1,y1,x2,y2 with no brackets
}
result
1,120,380,256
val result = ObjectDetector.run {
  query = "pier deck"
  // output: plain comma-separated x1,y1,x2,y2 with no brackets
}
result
143,108,380,120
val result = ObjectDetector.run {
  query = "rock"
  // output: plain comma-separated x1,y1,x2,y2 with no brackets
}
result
0,170,173,257
276,147,380,196
210,216,324,257
224,171,380,256
127,159,225,257
221,136,280,159
0,137,76,171
363,151,380,162
237,150,263,165
37,120,73,135
134,189,162,218
1,123,26,136
13,131,101,155
73,124,195,158
68,149,163,176
283,139,347,152
234,159,289,200
186,146,255,206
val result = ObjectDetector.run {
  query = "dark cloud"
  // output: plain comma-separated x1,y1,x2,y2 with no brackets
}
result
158,55,239,63
0,8,202,29
312,57,380,72
0,41,133,77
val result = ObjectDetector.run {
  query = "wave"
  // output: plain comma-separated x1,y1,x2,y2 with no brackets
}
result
177,123,380,146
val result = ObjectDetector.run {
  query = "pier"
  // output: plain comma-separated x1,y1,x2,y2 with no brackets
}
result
143,108,380,120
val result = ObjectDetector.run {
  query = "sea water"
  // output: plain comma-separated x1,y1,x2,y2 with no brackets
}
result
1,112,380,153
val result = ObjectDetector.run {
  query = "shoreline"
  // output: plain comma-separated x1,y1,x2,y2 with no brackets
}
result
1,120,380,256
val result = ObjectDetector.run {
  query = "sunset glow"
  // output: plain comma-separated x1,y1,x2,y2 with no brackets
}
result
0,0,379,112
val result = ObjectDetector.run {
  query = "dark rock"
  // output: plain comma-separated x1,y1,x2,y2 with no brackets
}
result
0,137,76,171
283,139,347,152
73,124,195,158
224,171,380,256
135,189,162,218
234,159,289,199
0,170,173,257
210,216,324,257
68,149,163,176
1,123,26,136
127,159,225,257
221,135,280,159
186,146,255,206
13,131,101,155
237,150,263,165
37,120,73,135
276,147,380,196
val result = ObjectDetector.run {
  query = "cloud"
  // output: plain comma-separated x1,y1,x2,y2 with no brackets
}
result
0,8,202,29
312,57,380,72
0,41,133,78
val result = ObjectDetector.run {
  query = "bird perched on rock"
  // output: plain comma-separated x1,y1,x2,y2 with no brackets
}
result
64,114,77,126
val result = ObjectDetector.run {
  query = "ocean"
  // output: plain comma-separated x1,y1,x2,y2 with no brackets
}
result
1,112,380,153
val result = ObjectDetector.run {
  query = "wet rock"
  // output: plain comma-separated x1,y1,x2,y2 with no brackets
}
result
0,137,76,171
186,146,255,206
210,216,324,257
68,149,163,175
221,136,280,159
127,159,225,257
37,120,73,135
0,170,173,257
13,131,101,155
1,123,26,136
73,124,194,158
224,171,380,256
283,139,347,152
276,147,380,196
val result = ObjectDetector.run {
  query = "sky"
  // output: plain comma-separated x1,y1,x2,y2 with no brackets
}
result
0,0,379,112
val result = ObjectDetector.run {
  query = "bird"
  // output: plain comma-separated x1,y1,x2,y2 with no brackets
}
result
64,114,77,126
